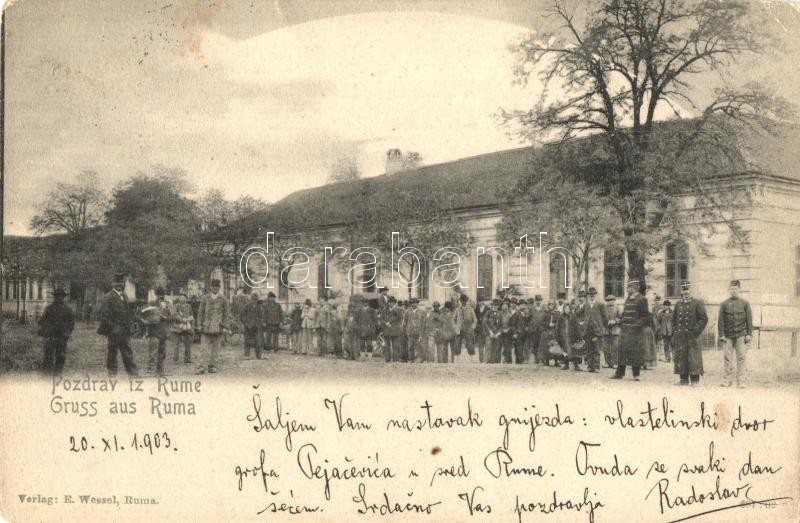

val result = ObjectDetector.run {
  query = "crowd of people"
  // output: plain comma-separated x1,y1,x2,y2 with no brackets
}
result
36,274,754,388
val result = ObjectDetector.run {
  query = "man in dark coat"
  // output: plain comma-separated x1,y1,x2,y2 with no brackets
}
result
672,281,708,386
382,296,404,362
582,287,608,373
527,295,545,364
97,273,138,377
38,288,75,376
263,291,283,353
510,301,528,364
354,298,378,360
611,280,649,381
241,292,264,359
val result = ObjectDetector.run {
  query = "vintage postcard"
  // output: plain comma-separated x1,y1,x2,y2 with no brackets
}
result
1,0,799,521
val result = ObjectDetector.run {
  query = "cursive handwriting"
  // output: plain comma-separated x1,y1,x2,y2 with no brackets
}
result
247,395,316,452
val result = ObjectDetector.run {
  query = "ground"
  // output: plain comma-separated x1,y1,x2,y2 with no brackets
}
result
2,321,799,388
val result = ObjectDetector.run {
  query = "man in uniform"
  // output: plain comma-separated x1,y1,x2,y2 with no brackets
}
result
197,279,228,374
263,291,283,353
38,288,75,376
611,280,649,381
582,287,608,373
98,273,138,377
672,281,708,386
718,279,752,388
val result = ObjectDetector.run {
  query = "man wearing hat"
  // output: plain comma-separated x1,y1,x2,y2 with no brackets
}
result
718,279,752,388
241,292,264,359
582,287,608,373
404,298,426,362
481,299,502,363
603,295,621,368
263,291,283,354
671,281,708,386
197,279,229,374
382,296,404,362
526,295,545,364
38,288,75,376
611,280,650,381
97,273,138,377
454,293,478,362
144,287,171,375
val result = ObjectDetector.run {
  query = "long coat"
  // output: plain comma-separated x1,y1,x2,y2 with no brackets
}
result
39,302,75,339
97,290,131,339
672,298,708,376
198,293,229,334
354,307,377,339
618,293,650,367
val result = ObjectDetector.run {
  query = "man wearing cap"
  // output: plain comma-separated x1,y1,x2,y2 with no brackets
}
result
98,273,138,377
672,281,708,386
454,294,478,363
197,279,229,374
582,287,608,373
611,280,650,381
241,292,264,359
404,298,426,362
603,295,621,368
263,291,283,354
171,292,195,364
38,288,75,376
718,280,752,388
144,287,171,375
354,298,377,360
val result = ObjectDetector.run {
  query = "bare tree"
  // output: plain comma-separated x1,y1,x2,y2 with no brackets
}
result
30,170,108,240
501,0,794,285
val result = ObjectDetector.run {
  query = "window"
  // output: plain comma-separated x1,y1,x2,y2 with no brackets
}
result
21,280,27,300
4,280,9,300
13,280,18,299
665,240,690,298
28,280,34,299
795,244,800,297
604,247,625,298
549,252,569,300
418,259,429,300
37,279,44,300
476,253,493,302
317,261,329,300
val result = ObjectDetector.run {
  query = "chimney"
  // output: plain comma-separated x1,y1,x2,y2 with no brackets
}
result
385,149,403,175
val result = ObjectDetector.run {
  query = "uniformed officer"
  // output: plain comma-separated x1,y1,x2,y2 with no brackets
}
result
611,280,649,381
672,281,708,386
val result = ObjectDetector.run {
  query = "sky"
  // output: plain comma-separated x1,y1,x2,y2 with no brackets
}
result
3,0,799,236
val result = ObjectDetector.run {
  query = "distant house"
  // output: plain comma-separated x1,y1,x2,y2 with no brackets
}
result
209,127,800,353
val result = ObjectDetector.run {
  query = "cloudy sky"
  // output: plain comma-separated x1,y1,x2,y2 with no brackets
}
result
3,0,799,235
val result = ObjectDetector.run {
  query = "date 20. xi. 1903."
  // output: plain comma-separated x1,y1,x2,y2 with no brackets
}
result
68,432,176,455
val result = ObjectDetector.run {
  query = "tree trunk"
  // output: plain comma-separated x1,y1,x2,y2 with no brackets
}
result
626,245,647,293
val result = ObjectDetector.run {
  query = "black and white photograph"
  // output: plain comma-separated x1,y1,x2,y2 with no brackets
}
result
1,1,799,521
